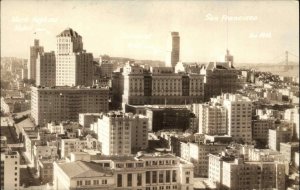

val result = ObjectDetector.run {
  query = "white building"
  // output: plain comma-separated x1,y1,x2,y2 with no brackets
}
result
180,142,226,177
284,107,299,140
55,28,94,86
212,94,252,143
198,103,227,135
96,111,148,155
61,135,100,158
53,153,194,190
1,150,20,190
208,153,286,190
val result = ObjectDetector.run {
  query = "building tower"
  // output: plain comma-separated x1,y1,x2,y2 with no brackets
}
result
165,32,180,68
28,39,44,82
55,28,94,86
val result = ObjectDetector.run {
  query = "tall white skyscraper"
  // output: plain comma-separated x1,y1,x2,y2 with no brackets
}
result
165,32,180,68
55,28,94,86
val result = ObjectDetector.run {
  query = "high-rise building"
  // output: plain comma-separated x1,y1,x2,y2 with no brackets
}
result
31,85,109,126
117,62,204,106
28,39,44,81
200,62,244,101
208,153,286,190
212,94,252,143
53,153,194,190
1,149,20,190
165,32,180,68
36,51,56,87
96,111,148,155
198,103,227,135
55,28,94,86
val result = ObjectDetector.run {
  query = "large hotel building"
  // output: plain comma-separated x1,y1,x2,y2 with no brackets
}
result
113,63,205,107
55,28,94,87
31,86,109,126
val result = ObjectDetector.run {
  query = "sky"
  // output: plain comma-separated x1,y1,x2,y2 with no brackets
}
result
1,0,299,63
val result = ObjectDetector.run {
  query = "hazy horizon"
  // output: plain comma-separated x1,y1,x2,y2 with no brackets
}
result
1,0,299,64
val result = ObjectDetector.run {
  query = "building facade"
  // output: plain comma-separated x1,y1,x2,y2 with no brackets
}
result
55,28,94,86
1,150,20,190
165,32,180,68
198,103,227,135
36,51,56,87
119,63,205,106
53,153,194,190
31,85,109,126
96,111,148,155
28,39,44,81
208,153,286,190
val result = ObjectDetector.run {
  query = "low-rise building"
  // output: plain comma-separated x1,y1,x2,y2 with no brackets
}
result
53,153,194,190
280,142,299,166
60,135,100,159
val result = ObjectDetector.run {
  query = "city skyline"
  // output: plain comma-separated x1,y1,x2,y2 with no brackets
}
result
1,0,299,63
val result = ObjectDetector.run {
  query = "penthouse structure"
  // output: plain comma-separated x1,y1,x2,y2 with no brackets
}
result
95,111,148,155
208,153,286,190
53,153,194,190
56,28,94,86
31,85,109,126
114,62,204,107
36,51,56,87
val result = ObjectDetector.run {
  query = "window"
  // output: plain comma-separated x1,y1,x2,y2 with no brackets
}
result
152,171,157,183
117,174,122,187
102,179,107,184
166,170,170,183
137,173,142,186
172,171,177,182
159,171,164,183
186,177,189,184
127,174,132,187
77,180,82,186
85,180,91,185
93,180,99,185
146,171,151,184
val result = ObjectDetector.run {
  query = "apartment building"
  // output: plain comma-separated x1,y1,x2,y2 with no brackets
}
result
198,103,227,135
208,153,286,190
31,85,109,126
1,150,20,190
180,142,226,177
212,93,252,143
36,51,56,87
96,111,148,155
